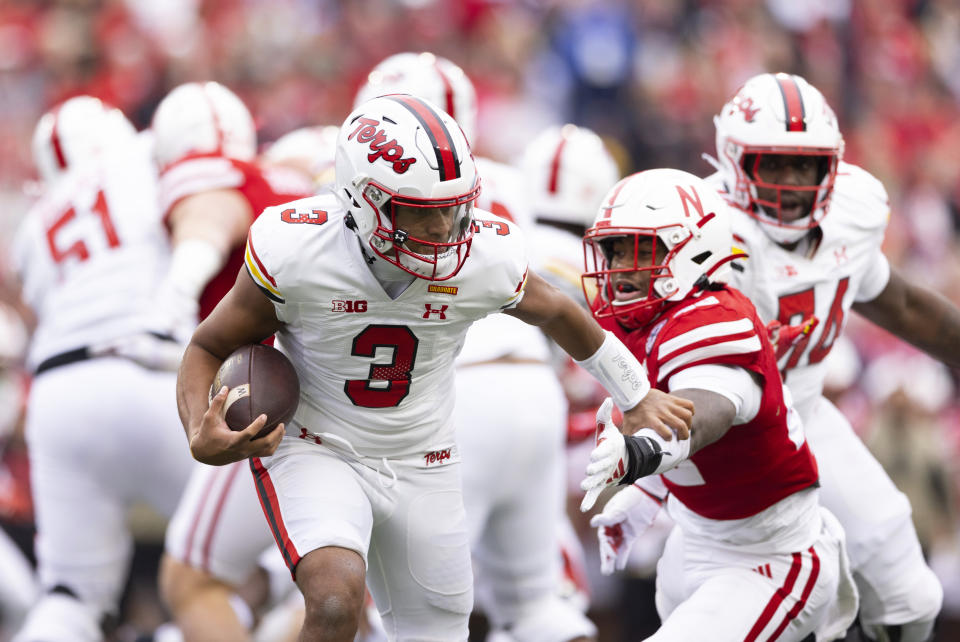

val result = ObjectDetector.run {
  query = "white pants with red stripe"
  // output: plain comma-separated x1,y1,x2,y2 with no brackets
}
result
455,362,596,640
251,435,474,641
164,459,283,587
802,396,942,630
26,359,194,614
651,507,857,642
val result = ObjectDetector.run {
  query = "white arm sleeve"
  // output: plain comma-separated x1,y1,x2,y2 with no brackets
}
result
855,251,890,302
667,363,762,425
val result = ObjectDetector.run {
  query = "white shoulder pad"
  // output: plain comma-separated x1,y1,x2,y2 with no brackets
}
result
159,156,244,216
829,162,890,232
245,192,343,306
465,209,530,309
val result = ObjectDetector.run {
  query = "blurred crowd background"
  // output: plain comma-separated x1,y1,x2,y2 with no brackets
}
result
1,0,959,640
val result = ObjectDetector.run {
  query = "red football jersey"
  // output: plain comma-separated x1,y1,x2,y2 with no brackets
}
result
160,153,313,319
606,287,819,520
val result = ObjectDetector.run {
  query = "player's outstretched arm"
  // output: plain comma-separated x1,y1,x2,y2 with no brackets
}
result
853,265,960,369
580,389,733,510
506,269,694,438
177,268,285,465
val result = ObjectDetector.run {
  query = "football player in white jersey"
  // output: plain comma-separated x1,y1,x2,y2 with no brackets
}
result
579,169,858,641
176,95,694,642
11,96,195,642
699,73,960,641
149,82,314,642
356,54,598,641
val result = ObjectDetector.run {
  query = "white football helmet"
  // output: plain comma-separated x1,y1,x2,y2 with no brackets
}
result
263,125,339,186
713,72,843,244
151,81,256,170
32,96,137,184
521,124,620,228
354,52,478,145
335,94,480,281
583,168,736,329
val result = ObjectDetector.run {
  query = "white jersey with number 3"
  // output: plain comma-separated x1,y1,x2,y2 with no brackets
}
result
13,136,169,370
709,161,891,420
245,191,529,458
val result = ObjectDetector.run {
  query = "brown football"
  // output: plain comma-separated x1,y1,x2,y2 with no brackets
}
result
210,344,300,439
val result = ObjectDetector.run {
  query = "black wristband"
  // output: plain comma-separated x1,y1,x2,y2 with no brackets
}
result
620,435,664,485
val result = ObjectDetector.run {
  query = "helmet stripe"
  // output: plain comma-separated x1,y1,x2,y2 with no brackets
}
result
775,73,806,132
389,95,461,181
201,83,225,155
49,107,68,170
432,61,456,120
547,135,568,194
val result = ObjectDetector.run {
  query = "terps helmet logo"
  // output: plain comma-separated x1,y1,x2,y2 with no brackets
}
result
733,95,760,123
348,117,417,173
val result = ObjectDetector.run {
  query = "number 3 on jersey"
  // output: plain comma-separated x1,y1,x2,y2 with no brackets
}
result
45,190,120,264
344,324,420,408
776,277,849,372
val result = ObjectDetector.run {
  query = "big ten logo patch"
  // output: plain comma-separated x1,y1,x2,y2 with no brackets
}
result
332,300,368,313
347,117,417,173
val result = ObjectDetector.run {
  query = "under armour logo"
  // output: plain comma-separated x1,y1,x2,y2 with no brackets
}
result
834,246,848,265
423,304,448,319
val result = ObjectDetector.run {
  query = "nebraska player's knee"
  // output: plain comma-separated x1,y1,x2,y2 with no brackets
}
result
296,547,366,636
13,593,102,642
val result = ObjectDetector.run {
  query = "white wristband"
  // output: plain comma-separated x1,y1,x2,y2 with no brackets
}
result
633,427,691,475
575,331,651,411
161,238,225,301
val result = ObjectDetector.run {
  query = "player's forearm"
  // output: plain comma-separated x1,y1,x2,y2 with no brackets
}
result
895,289,960,368
507,270,606,359
619,389,733,483
539,300,605,360
854,269,960,369
671,388,736,455
176,342,223,439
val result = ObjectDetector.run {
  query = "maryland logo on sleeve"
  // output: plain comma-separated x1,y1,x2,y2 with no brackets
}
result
245,234,284,304
500,267,528,309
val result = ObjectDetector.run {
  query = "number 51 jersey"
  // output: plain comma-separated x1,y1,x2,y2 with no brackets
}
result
710,162,891,421
14,135,169,371
245,191,529,459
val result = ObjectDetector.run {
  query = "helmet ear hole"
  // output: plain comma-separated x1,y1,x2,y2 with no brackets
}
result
691,251,712,265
